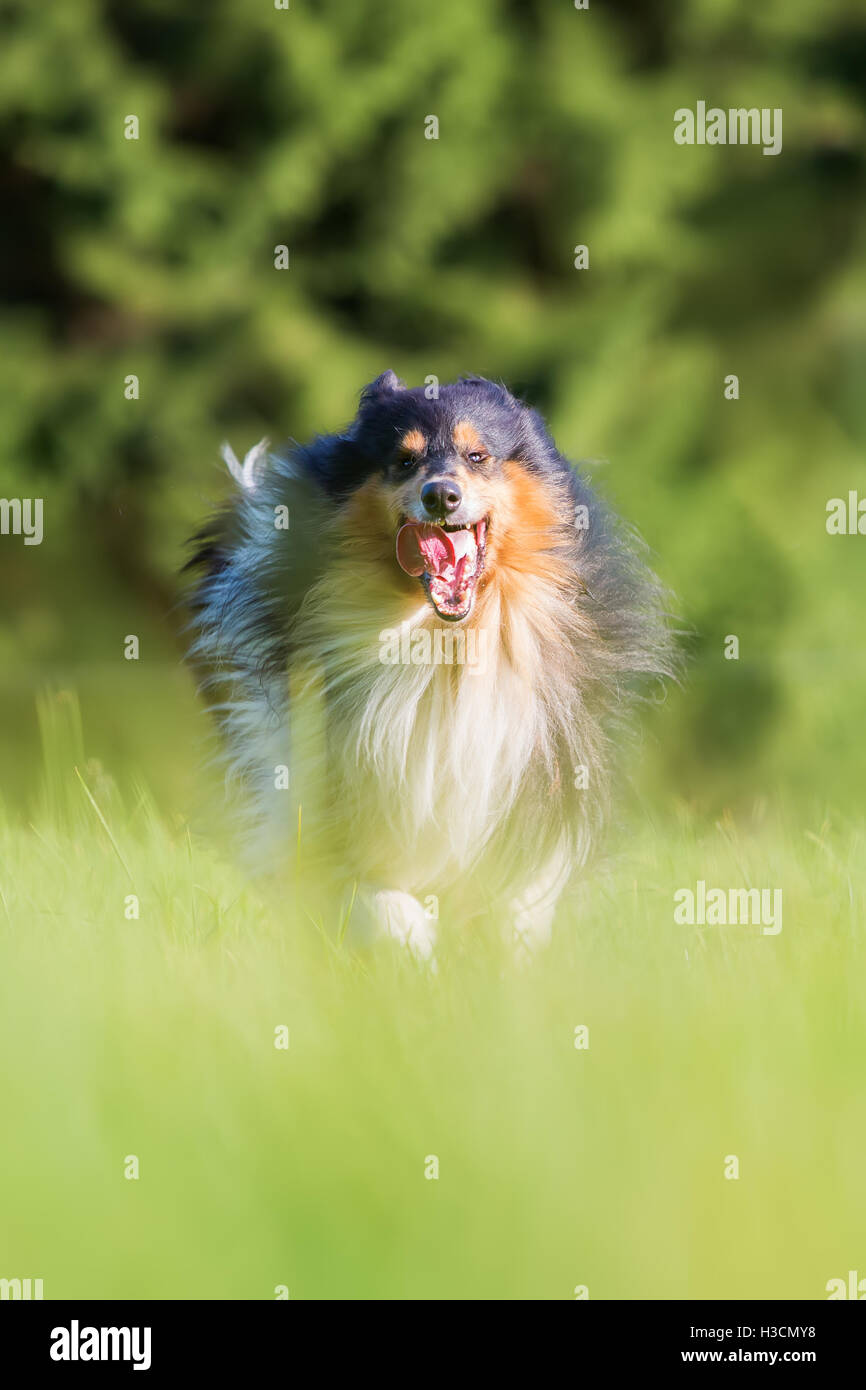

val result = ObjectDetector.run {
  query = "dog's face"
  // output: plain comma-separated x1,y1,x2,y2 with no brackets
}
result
341,371,569,622
386,407,498,622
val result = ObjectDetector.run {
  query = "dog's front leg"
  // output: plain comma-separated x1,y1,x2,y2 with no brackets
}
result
509,844,571,962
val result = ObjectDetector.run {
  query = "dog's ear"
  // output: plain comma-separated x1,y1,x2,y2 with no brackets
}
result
358,369,407,409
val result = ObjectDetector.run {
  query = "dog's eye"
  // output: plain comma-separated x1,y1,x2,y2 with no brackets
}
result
467,451,488,465
400,454,417,469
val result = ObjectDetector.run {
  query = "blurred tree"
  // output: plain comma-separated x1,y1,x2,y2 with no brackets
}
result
0,0,863,811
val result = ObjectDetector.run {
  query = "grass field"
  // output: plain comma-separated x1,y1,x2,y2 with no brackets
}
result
0,690,862,1301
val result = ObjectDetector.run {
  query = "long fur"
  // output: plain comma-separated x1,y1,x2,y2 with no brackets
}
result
184,373,675,936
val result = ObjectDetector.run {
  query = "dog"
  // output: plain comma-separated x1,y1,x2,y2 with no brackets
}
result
185,371,674,958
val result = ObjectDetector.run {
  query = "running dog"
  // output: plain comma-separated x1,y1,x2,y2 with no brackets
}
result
186,372,674,957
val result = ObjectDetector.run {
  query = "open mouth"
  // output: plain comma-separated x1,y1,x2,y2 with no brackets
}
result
395,517,489,621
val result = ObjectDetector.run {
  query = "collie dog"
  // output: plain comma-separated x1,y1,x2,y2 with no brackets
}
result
186,372,673,957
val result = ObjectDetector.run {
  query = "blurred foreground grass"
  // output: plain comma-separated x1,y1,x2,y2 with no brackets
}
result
0,692,863,1300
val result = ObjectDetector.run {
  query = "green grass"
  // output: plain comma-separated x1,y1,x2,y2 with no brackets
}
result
0,692,863,1300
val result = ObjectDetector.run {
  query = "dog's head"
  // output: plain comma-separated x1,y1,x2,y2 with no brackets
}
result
330,371,575,622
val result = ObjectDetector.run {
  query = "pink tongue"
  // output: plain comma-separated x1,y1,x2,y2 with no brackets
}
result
396,523,456,578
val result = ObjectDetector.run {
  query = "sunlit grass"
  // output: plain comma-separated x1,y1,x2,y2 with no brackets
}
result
0,693,863,1300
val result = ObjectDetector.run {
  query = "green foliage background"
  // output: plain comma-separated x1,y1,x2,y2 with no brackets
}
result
0,0,864,815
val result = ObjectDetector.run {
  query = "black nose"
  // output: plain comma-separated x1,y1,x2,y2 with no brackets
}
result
421,478,462,519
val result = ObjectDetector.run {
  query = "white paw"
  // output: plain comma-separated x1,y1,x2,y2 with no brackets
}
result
373,889,438,964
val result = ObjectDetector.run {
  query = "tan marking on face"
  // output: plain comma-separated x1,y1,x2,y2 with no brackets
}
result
477,463,573,602
471,462,594,670
453,420,486,456
400,429,427,456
